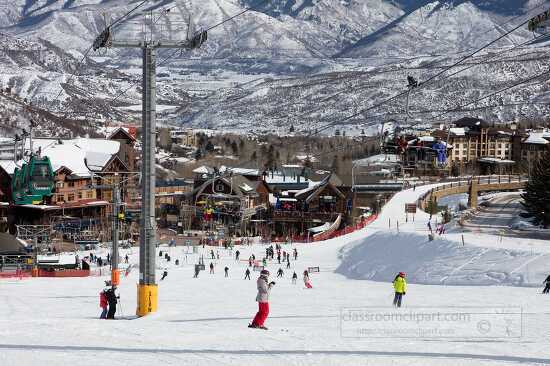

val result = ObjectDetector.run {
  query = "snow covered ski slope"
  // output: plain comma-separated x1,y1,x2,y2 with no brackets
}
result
1,183,550,365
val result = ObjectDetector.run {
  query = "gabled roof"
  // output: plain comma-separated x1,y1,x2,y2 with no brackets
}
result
523,132,550,145
295,175,345,203
108,127,136,142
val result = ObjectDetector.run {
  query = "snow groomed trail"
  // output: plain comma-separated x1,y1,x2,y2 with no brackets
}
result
1,183,549,365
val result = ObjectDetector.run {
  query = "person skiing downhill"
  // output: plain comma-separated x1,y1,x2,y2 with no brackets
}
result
99,289,108,319
393,272,407,307
249,269,275,330
277,268,284,278
292,272,297,284
303,270,312,289
244,268,251,280
209,262,214,274
543,274,550,294
224,266,229,277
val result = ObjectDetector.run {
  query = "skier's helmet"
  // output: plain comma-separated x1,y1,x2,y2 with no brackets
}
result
260,269,270,276
399,272,405,277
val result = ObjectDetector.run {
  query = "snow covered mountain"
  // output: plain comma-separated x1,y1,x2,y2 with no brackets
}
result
0,0,549,136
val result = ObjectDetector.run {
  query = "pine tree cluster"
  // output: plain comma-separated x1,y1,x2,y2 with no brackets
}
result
521,151,550,227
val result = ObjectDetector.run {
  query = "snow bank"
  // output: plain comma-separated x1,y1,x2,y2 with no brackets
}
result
336,231,549,287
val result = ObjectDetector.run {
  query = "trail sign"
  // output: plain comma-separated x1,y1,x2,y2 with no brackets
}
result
405,203,417,213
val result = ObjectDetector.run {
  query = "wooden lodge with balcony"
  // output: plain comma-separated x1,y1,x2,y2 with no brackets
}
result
269,175,351,240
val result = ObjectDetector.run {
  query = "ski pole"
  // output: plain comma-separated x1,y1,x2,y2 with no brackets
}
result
118,297,124,318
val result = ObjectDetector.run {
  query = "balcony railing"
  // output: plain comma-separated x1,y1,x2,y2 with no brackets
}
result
271,210,340,221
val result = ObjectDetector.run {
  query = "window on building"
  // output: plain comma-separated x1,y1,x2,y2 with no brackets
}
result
68,181,74,188
67,193,75,202
77,191,83,200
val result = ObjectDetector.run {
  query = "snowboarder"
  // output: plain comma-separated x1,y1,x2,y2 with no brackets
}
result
244,268,251,280
249,269,275,330
543,274,550,294
235,250,240,261
105,287,118,319
303,270,312,288
224,266,229,277
292,272,298,284
293,248,298,261
277,268,284,278
161,270,168,281
209,262,215,274
393,272,407,308
99,289,108,319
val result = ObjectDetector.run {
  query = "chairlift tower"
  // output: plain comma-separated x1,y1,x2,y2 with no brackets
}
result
93,12,207,316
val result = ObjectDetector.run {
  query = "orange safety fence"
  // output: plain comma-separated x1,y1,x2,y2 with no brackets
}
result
313,214,378,242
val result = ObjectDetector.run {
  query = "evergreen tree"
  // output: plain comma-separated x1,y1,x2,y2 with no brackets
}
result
205,140,215,152
331,154,340,174
522,151,550,227
230,141,239,155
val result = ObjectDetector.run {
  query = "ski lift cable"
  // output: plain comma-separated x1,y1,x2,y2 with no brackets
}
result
307,12,547,137
48,0,152,115
293,39,547,128
380,69,550,133
431,68,550,121
74,0,271,115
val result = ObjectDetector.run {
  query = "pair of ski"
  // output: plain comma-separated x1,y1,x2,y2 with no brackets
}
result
248,324,268,330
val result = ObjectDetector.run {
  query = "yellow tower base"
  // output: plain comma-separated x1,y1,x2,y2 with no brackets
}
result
136,284,158,316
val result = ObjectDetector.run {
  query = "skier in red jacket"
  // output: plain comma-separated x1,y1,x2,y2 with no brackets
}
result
99,290,108,319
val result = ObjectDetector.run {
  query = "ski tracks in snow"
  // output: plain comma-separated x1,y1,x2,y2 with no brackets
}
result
440,248,490,284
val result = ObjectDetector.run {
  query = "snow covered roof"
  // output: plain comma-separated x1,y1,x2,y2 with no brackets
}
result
353,154,400,167
193,165,214,174
0,138,120,177
0,160,17,174
449,127,466,136
35,138,120,177
477,157,515,164
523,132,550,145
228,167,261,176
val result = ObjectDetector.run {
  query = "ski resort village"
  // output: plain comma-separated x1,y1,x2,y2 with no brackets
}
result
2,1,550,365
